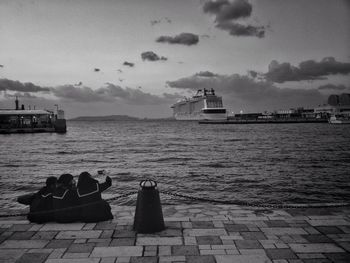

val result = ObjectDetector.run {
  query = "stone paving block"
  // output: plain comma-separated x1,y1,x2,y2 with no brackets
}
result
91,246,143,257
110,238,135,246
95,222,117,230
289,243,345,253
56,230,102,239
67,243,95,253
309,219,350,226
46,239,74,248
74,238,87,243
159,255,186,262
8,224,32,232
0,239,48,248
265,248,297,260
338,241,350,252
215,254,272,263
303,227,321,234
16,252,49,263
101,230,114,239
0,248,26,262
48,248,66,259
211,244,236,250
83,223,96,230
63,252,91,258
297,253,326,259
45,259,100,263
172,245,199,256
315,226,344,234
241,231,267,240
32,231,58,239
136,237,182,246
239,249,267,255
234,240,263,249
157,228,182,237
200,249,226,255
301,259,331,263
213,221,224,228
224,224,249,232
39,223,85,231
184,228,227,237
28,224,43,231
182,222,192,229
129,256,157,263
324,252,350,262
159,245,171,256
265,220,290,227
260,227,307,235
196,236,222,245
184,237,197,245
100,258,117,263
186,255,216,263
144,251,157,256
8,230,35,239
191,221,214,229
116,257,131,263
113,229,136,238
302,234,333,243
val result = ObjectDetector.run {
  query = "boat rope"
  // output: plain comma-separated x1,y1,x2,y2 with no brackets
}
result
159,191,350,209
1,190,349,218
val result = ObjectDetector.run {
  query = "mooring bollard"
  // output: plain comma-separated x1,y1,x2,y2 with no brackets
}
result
133,180,165,233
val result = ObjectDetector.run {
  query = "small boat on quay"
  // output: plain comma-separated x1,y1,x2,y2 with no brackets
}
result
0,97,67,134
328,114,350,124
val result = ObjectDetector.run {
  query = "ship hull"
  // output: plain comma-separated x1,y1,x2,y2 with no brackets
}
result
174,112,227,121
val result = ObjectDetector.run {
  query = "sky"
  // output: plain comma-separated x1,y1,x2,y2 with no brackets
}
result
0,0,349,118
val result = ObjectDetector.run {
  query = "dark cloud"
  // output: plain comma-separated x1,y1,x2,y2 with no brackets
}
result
0,65,4,68
202,0,265,38
216,21,264,38
156,33,199,46
0,78,50,92
150,19,161,26
265,57,350,83
195,71,218,77
117,69,123,73
123,61,134,67
203,0,252,21
141,51,167,61
167,72,325,111
74,81,83,86
94,68,100,72
318,84,349,91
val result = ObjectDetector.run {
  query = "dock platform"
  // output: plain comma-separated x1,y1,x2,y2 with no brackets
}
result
0,204,349,263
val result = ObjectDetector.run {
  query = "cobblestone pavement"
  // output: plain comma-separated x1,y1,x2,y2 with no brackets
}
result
0,204,349,263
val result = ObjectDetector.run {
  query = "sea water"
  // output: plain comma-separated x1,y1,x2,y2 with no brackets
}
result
0,120,349,212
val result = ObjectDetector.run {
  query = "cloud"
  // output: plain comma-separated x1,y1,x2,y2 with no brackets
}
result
216,21,264,38
0,65,4,68
150,17,172,26
74,81,83,86
123,61,134,67
166,72,325,111
318,84,350,92
4,92,38,99
265,57,350,83
0,78,50,92
94,68,100,72
203,0,252,21
195,71,219,77
156,33,199,46
141,51,167,61
202,0,265,38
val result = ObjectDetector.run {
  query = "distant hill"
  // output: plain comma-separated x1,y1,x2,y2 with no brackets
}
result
69,115,140,121
69,115,175,121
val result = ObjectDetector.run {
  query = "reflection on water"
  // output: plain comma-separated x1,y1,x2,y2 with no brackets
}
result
0,120,349,211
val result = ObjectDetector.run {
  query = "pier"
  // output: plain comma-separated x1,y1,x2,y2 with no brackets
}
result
1,203,349,263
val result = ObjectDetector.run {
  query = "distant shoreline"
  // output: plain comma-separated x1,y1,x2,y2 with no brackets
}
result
68,115,175,121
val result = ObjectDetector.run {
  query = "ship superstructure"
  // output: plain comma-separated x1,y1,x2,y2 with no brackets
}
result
171,88,227,120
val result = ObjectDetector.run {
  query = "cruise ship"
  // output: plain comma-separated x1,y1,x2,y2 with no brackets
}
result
171,88,227,120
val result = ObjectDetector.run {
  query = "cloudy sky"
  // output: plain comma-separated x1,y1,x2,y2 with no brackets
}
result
0,0,349,118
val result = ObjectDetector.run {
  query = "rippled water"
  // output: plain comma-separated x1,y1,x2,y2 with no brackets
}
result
0,120,349,211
